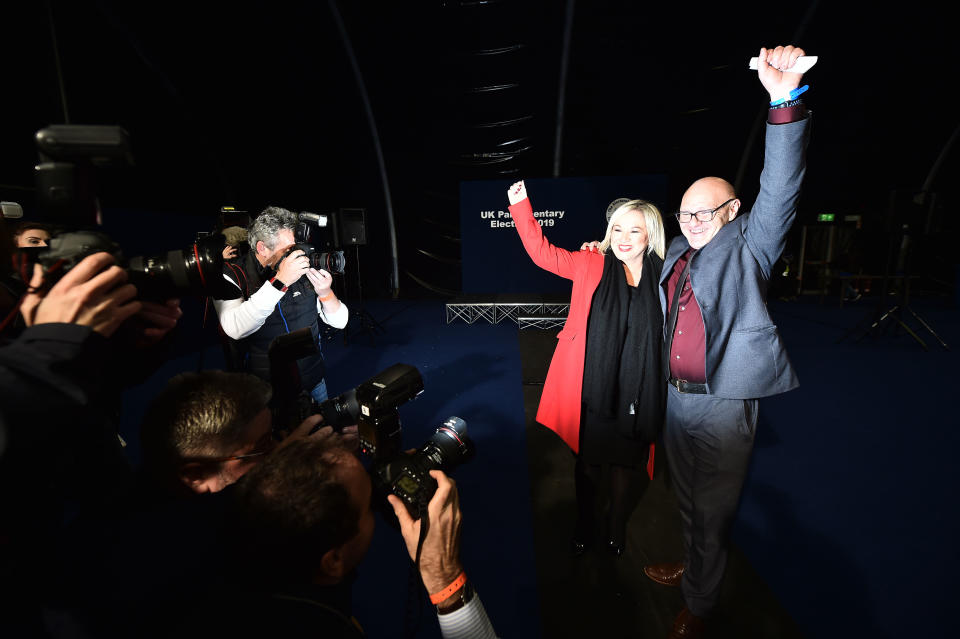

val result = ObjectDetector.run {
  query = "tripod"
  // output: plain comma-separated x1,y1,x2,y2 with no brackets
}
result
341,243,385,345
839,192,949,351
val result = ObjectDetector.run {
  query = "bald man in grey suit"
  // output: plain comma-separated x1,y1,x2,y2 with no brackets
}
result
647,45,812,639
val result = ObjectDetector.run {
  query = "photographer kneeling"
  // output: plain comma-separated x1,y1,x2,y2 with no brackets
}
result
140,370,283,494
212,206,347,401
186,435,498,639
139,369,352,495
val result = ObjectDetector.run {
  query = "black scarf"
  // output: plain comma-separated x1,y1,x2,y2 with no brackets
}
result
581,250,665,441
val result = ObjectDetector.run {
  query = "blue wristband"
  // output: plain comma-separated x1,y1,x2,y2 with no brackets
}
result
770,84,809,107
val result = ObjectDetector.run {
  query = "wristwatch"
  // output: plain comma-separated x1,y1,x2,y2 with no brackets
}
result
771,97,803,110
436,581,475,615
270,277,288,292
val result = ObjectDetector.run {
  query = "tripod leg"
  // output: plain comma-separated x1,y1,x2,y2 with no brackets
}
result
894,317,928,351
905,306,950,351
838,305,881,343
868,305,896,332
362,310,386,333
858,304,900,342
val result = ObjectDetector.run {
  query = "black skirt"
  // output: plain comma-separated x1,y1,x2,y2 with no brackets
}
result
579,285,651,468
578,404,649,467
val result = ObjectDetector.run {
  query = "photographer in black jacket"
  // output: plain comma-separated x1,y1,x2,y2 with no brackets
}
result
0,250,181,638
212,206,347,401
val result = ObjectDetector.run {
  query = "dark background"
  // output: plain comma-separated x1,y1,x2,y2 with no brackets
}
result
2,0,956,298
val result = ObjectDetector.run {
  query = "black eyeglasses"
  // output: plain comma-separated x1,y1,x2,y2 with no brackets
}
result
675,198,736,223
207,450,271,464
182,430,277,465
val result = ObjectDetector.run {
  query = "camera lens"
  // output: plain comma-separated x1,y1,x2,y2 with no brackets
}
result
314,388,360,430
419,416,473,472
315,251,345,274
126,235,226,300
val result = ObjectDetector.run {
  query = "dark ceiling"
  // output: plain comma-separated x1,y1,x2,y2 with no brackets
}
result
2,1,955,296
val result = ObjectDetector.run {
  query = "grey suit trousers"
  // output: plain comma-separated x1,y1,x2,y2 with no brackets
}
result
663,382,758,616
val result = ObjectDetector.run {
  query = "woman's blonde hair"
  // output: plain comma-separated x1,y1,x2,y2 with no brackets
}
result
598,199,665,259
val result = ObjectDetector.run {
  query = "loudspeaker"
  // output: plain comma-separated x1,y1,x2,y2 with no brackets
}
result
336,208,366,246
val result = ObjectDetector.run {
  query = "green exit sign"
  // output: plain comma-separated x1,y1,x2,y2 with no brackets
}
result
817,213,835,222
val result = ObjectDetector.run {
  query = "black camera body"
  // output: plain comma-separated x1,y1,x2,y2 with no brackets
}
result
374,416,474,518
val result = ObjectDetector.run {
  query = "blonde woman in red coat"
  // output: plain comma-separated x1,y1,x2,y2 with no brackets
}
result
508,179,666,556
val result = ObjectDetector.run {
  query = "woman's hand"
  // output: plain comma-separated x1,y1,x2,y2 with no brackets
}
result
507,180,527,205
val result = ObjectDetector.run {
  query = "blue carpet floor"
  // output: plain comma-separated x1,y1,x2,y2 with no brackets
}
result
116,294,959,638
737,297,959,638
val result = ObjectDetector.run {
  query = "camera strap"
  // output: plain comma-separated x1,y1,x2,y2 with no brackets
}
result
402,510,431,639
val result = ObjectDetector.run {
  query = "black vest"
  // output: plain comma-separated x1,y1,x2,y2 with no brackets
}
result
224,251,326,392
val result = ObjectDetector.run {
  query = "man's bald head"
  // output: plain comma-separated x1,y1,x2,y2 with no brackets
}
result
683,177,736,205
677,177,741,250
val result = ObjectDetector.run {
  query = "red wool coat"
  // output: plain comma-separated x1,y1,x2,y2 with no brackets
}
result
509,198,655,478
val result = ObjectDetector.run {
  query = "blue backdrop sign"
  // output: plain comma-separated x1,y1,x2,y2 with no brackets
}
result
459,175,668,294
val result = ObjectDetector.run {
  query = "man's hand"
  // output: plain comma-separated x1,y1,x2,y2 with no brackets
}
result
278,414,327,447
306,268,334,298
757,45,806,103
507,180,527,206
580,241,600,252
280,414,360,451
20,252,142,338
275,249,310,286
131,299,183,346
388,470,464,595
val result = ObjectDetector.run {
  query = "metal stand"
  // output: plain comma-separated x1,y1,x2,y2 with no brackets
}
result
342,244,385,345
839,194,949,351
859,301,949,351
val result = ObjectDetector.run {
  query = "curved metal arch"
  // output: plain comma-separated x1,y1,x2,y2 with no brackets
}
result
921,121,960,195
327,0,400,296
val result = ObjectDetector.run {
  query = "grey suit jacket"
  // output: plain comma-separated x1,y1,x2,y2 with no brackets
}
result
658,116,811,399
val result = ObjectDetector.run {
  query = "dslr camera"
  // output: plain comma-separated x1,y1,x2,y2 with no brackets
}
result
316,362,475,519
267,329,474,518
23,228,236,301
274,212,346,275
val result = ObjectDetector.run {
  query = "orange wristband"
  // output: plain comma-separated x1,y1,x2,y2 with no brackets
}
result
319,292,335,302
429,572,467,605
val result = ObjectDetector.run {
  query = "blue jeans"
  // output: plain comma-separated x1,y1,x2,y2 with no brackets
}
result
310,379,329,403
